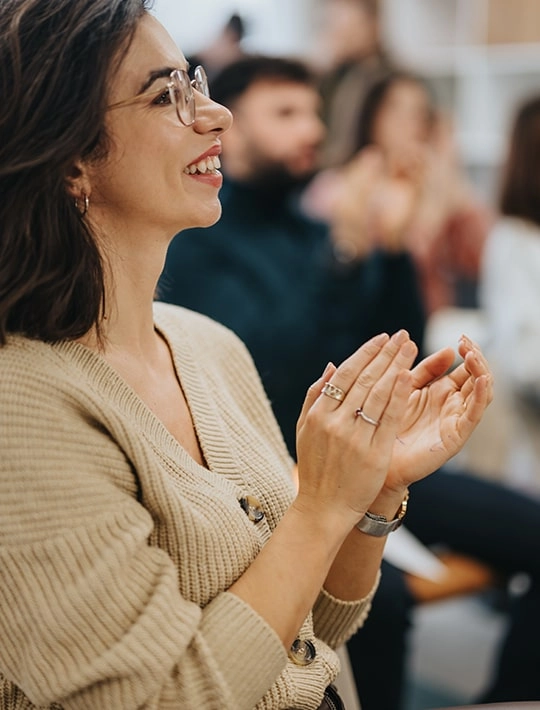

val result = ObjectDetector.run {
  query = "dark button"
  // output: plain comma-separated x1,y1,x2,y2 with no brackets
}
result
288,638,317,666
239,495,265,523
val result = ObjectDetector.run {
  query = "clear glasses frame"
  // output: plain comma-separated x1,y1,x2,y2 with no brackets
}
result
108,65,209,126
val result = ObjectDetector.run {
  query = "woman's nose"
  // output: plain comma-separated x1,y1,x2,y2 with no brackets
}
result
193,94,233,135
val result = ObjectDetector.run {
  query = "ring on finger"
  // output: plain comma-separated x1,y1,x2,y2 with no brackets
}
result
322,381,345,402
355,407,380,426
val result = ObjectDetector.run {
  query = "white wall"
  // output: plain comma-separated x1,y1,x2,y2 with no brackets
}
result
152,0,316,58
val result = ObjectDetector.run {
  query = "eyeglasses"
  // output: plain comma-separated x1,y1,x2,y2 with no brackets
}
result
108,65,209,126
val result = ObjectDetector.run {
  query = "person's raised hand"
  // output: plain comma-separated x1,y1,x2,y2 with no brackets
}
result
294,330,417,531
330,147,386,261
369,144,426,253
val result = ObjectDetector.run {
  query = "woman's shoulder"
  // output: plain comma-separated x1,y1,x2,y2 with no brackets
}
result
485,216,540,266
0,335,80,414
0,334,60,375
490,215,540,243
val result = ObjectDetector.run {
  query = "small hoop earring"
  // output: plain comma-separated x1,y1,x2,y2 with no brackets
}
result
75,192,89,216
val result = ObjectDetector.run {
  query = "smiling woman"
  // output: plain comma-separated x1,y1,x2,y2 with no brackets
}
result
0,1,493,709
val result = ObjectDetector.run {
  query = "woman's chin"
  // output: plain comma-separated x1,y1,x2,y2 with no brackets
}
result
188,204,223,230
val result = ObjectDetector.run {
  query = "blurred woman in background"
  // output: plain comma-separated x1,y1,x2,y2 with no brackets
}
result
354,71,492,316
481,95,540,496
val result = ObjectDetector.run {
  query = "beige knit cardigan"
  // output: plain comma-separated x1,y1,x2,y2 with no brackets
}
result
0,303,376,709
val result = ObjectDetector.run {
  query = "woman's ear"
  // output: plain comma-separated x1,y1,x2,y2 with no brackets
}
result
64,159,91,200
65,160,92,216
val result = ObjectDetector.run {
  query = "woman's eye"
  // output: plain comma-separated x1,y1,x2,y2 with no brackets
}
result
153,89,171,106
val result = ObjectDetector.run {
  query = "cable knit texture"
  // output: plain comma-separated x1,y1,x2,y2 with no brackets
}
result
0,302,376,709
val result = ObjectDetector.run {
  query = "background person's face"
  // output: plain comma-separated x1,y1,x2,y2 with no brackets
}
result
372,80,433,154
221,80,325,184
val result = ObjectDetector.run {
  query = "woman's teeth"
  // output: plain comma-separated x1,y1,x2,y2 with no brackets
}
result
184,155,221,174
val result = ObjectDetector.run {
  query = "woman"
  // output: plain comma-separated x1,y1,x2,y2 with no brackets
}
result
481,95,540,494
309,71,491,316
356,71,491,315
0,1,491,708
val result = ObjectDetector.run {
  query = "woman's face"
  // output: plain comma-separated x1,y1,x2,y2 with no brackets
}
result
371,80,433,155
84,14,232,242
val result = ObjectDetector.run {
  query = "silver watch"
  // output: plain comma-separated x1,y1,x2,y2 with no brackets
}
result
356,490,409,537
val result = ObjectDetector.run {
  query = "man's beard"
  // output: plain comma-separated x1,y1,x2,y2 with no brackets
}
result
241,152,318,193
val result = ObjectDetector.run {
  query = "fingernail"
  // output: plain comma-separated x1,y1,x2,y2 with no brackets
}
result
392,329,409,345
372,333,389,346
402,341,417,357
322,362,334,379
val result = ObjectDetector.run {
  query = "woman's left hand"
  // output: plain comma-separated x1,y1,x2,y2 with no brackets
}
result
383,334,493,490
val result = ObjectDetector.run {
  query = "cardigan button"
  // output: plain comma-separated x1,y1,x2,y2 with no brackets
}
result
288,638,317,666
239,495,265,523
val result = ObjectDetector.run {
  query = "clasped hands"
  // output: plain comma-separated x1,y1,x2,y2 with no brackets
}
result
329,116,468,261
294,330,492,533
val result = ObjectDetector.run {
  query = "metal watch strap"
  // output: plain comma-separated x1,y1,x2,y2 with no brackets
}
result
356,489,409,537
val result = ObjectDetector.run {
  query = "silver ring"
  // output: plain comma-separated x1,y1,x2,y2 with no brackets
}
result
321,381,345,402
355,408,380,426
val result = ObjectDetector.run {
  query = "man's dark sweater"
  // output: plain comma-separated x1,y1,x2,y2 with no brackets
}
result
159,178,425,457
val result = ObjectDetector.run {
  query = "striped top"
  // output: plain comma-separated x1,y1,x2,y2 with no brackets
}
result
0,302,375,709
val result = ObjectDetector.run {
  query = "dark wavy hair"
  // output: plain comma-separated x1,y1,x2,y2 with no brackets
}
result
499,95,540,227
0,0,151,345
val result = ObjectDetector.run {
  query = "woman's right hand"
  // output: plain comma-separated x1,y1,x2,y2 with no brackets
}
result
294,330,417,534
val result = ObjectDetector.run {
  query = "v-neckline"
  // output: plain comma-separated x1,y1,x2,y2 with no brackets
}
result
53,308,238,483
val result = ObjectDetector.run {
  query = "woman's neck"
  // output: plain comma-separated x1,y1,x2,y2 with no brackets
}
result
78,237,166,361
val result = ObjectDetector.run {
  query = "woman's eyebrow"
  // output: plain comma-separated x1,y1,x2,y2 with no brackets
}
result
137,67,175,94
137,61,191,95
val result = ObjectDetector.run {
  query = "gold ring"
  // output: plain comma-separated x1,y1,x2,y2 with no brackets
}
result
321,381,345,402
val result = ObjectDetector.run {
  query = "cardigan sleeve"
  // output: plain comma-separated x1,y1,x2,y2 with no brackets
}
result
312,571,381,649
0,345,287,710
